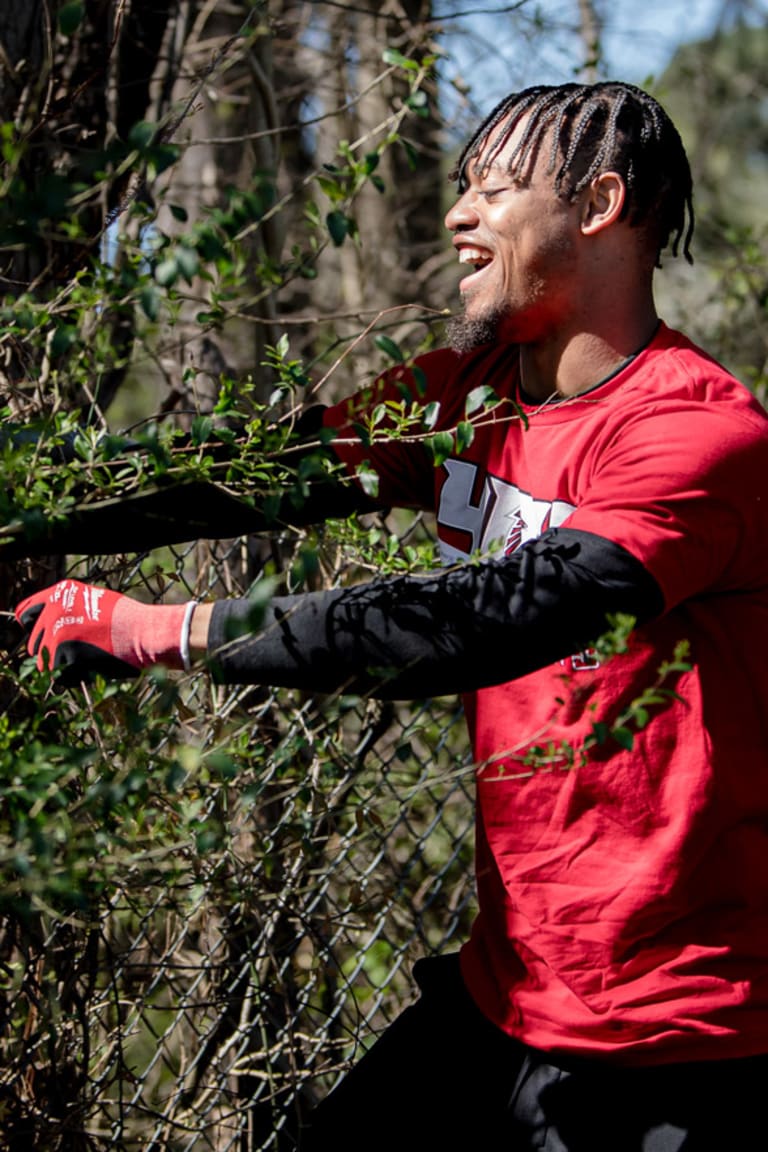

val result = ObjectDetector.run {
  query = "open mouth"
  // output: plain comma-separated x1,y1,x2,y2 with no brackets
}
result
457,245,493,292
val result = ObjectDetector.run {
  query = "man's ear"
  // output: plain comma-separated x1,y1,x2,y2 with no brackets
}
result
580,171,626,236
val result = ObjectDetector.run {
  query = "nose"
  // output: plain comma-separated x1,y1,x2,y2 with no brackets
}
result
445,189,479,233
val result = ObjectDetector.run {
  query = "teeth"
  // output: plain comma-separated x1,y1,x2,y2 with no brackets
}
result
458,247,492,265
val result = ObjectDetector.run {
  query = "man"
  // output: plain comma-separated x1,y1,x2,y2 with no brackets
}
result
15,82,768,1150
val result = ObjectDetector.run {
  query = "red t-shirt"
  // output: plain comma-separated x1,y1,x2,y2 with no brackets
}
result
324,323,768,1063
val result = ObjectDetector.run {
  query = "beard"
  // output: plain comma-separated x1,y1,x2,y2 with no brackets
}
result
446,301,506,354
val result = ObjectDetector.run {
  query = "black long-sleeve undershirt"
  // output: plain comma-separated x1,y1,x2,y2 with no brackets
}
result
0,407,379,557
207,527,664,699
3,413,665,702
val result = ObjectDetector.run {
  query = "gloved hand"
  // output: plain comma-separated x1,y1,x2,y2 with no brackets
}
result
15,578,195,684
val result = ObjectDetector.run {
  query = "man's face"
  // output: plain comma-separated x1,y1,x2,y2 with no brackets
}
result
445,116,583,352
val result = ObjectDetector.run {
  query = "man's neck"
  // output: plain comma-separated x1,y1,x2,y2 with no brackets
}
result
518,311,659,402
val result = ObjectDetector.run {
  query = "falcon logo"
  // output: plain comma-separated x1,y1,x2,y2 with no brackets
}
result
437,459,575,563
504,509,526,555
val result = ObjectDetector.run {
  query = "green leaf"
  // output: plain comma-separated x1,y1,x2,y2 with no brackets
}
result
147,143,179,178
127,121,156,150
422,401,440,429
246,577,279,629
427,431,454,466
262,493,281,523
50,324,77,357
400,139,419,171
412,365,428,396
317,176,345,202
632,706,650,729
406,90,429,111
190,416,213,446
326,210,349,246
374,334,404,362
204,752,238,781
356,463,380,499
382,48,418,71
291,547,320,587
196,308,224,325
465,384,497,415
58,1,85,36
155,257,178,287
195,231,228,263
140,285,160,321
612,726,635,751
175,246,199,283
195,819,222,853
455,421,475,453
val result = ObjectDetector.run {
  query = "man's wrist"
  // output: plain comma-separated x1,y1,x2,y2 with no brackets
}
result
189,602,214,660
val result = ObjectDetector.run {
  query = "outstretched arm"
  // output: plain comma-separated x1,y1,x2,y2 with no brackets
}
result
1,407,381,558
16,527,664,697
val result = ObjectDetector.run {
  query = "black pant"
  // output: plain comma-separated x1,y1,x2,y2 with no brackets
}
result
300,953,768,1151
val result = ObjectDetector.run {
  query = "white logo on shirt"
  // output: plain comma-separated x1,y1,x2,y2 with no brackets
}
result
437,459,575,563
436,460,597,672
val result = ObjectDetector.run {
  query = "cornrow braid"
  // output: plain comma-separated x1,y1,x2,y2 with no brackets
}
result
452,81,694,265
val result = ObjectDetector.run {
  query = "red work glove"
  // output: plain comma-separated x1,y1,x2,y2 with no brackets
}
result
15,578,195,684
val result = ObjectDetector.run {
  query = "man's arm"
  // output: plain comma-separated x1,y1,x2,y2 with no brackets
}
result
189,526,664,698
15,527,662,695
1,407,381,558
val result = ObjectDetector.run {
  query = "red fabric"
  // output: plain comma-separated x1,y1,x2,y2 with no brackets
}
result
324,324,768,1063
16,579,187,670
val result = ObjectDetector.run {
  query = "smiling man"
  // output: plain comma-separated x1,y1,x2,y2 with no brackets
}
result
16,82,768,1150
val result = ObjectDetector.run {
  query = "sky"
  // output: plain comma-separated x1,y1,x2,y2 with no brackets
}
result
594,0,727,80
437,0,762,132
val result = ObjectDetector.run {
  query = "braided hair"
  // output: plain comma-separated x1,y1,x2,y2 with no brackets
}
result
452,81,694,265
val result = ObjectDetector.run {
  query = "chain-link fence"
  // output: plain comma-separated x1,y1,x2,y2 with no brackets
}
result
0,510,477,1151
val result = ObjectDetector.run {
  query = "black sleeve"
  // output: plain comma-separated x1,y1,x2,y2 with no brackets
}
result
206,527,664,699
0,406,381,558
